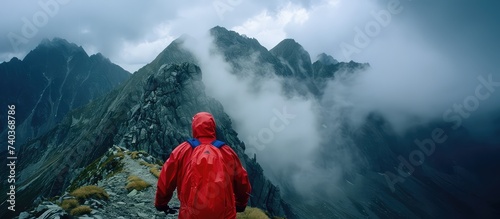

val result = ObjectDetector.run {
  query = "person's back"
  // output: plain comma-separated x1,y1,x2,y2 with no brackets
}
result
155,112,251,219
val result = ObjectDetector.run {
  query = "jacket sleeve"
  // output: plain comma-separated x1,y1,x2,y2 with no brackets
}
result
231,150,252,210
154,146,181,209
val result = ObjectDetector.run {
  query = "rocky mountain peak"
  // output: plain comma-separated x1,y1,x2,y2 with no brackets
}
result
147,37,197,75
209,26,293,78
90,52,107,60
8,56,21,63
35,37,86,59
210,26,261,47
316,53,338,65
270,38,313,79
272,39,301,50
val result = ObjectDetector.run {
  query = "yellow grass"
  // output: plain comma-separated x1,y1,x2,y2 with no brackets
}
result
150,167,161,178
130,151,139,159
116,151,125,159
156,159,164,166
70,205,92,216
237,207,270,219
60,199,79,211
140,161,161,178
129,150,148,159
70,185,109,201
125,175,151,191
139,161,155,168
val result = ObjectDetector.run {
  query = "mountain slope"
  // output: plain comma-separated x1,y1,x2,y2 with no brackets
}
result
0,38,130,149
3,60,290,218
15,146,179,219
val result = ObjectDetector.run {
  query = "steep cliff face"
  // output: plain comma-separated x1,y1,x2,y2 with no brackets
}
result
0,38,130,149
3,61,290,218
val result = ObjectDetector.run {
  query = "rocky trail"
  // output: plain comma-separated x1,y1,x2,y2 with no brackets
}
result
17,146,181,219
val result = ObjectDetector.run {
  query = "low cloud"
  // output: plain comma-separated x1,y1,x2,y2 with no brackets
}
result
181,31,325,194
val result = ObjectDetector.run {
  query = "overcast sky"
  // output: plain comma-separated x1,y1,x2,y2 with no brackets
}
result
1,0,498,73
1,0,499,131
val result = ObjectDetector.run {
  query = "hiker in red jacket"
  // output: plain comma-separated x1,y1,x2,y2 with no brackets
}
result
155,112,251,219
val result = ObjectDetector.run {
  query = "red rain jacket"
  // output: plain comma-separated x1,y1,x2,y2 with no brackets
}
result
155,112,251,219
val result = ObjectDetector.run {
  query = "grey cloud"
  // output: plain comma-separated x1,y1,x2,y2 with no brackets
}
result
179,32,323,192
0,0,315,70
276,0,500,133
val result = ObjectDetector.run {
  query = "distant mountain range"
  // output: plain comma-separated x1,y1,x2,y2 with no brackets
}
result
0,38,131,150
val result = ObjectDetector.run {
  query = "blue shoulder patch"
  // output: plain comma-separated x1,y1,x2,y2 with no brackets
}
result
187,138,201,148
211,140,225,148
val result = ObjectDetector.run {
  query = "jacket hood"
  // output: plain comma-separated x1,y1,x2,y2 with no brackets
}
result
192,112,216,140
